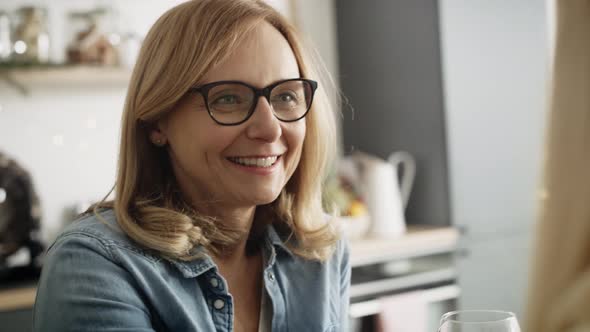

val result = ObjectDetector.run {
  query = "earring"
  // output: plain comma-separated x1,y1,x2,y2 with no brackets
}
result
154,139,164,146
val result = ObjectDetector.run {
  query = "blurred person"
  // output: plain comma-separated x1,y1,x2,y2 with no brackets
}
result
32,0,349,331
525,1,590,331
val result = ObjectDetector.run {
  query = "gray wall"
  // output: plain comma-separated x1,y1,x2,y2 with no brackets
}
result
335,0,450,226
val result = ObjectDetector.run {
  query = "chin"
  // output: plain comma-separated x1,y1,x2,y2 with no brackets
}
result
248,189,282,206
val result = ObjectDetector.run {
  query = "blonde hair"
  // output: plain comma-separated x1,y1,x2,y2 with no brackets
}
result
93,0,340,261
525,1,590,331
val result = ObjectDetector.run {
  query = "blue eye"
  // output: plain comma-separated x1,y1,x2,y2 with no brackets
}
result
272,92,299,104
213,95,241,105
280,94,295,102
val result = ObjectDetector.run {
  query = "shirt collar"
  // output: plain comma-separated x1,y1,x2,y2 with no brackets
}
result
166,248,216,278
266,222,295,258
168,223,294,278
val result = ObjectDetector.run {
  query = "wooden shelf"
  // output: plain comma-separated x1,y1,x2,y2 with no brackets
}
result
1,65,131,84
0,285,36,312
349,226,459,267
0,65,131,94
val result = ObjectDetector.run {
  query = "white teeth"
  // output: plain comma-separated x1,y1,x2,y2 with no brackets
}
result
229,156,278,167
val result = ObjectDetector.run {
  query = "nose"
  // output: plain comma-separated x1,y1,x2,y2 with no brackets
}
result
245,96,282,142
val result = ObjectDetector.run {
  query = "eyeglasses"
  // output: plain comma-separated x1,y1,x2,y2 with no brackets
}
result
188,78,318,126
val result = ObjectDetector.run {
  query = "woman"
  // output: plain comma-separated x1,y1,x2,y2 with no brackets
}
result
32,1,350,331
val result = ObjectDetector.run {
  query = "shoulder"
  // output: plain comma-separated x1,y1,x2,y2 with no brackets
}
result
59,209,123,241
325,213,351,286
34,210,155,331
324,213,350,266
336,236,350,263
48,209,159,263
333,236,350,280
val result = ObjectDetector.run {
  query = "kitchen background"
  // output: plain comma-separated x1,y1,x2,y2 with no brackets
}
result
0,0,550,331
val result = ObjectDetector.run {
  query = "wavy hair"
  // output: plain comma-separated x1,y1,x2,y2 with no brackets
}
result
92,0,340,261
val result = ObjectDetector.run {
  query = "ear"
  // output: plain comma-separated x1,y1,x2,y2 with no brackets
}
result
149,122,168,147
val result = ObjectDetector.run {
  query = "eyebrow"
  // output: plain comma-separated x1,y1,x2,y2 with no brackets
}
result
193,77,303,89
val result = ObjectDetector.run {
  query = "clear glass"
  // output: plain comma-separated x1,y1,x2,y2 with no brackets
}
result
190,78,317,125
438,310,521,332
207,80,312,123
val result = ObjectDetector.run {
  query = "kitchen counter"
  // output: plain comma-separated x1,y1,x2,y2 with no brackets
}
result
0,284,37,312
349,226,459,267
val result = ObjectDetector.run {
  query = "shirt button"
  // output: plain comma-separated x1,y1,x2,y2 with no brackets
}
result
267,272,275,282
209,278,219,288
213,299,225,310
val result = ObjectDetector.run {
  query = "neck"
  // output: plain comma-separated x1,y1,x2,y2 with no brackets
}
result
172,161,258,251
173,172,264,262
198,203,258,261
211,207,262,274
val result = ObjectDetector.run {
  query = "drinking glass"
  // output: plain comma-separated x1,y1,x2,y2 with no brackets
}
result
438,310,521,332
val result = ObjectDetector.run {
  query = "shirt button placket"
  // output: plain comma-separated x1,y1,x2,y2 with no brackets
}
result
206,273,231,331
213,298,225,310
264,268,280,332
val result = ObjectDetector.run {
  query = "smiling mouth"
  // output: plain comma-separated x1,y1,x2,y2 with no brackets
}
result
227,155,281,168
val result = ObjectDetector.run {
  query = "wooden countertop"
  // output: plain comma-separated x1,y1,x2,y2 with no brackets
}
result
0,284,37,312
0,226,458,311
349,226,459,267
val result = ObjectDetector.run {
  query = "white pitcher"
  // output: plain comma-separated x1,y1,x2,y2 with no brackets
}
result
352,151,416,238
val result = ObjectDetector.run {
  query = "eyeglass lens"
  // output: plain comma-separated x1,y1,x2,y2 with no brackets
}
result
206,80,313,124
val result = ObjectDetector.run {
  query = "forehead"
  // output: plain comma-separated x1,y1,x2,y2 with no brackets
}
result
200,21,300,87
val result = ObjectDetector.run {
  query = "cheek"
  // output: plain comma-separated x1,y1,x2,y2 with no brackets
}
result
295,125,306,154
286,123,306,166
207,127,244,156
166,118,217,170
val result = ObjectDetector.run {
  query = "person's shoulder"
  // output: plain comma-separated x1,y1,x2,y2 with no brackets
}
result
336,235,350,258
47,208,162,265
54,209,136,252
58,209,129,242
323,213,350,260
35,211,156,332
331,236,349,274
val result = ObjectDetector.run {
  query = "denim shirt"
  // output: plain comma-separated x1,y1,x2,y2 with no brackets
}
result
32,209,351,332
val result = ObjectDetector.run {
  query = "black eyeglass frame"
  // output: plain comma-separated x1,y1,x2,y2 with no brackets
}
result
188,78,318,126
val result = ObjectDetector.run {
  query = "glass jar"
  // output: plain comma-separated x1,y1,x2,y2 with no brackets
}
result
0,11,11,61
66,7,119,66
12,6,50,64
